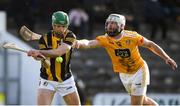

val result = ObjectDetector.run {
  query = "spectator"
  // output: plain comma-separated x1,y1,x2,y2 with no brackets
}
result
143,0,168,40
69,4,89,39
9,0,36,31
125,14,140,32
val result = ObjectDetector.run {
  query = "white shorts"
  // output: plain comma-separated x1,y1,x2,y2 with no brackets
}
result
38,76,78,97
119,62,150,96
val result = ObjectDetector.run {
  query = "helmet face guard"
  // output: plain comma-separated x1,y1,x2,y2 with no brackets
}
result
52,11,69,27
105,14,126,37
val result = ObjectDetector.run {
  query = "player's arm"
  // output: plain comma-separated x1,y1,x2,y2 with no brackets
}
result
141,38,177,70
28,33,72,58
75,39,101,49
28,43,71,58
39,43,71,57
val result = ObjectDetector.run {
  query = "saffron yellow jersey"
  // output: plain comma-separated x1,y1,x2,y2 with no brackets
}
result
39,30,76,82
96,30,145,74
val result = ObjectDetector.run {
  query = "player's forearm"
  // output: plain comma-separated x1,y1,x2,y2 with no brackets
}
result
39,49,66,58
77,39,91,48
148,42,170,60
39,50,60,57
39,44,71,58
78,39,97,49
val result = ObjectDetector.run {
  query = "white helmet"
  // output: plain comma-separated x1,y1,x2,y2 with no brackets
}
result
105,14,126,36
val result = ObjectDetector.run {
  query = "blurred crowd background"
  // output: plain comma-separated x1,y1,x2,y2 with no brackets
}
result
0,0,180,105
1,0,180,41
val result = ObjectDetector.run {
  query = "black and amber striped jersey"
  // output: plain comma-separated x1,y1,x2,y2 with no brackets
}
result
38,30,76,82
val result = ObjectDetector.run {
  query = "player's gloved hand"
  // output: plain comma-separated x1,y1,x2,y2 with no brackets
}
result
165,58,178,70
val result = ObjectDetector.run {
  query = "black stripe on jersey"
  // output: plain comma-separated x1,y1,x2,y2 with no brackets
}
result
66,49,72,75
61,54,66,81
66,31,76,39
64,31,76,45
47,32,52,47
64,41,73,45
39,36,48,48
50,58,58,81
40,67,48,79
39,35,49,79
47,32,58,81
40,48,52,50
61,51,72,81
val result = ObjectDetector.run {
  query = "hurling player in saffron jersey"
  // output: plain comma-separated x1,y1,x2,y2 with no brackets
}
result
74,14,177,105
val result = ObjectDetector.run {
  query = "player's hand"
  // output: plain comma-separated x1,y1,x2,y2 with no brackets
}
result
165,58,177,70
73,40,81,49
27,50,43,59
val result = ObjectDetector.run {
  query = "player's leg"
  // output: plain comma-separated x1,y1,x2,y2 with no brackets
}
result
131,95,144,105
37,89,55,105
37,78,56,105
143,96,159,105
119,61,158,105
57,76,81,105
119,70,146,105
131,62,158,105
130,84,147,105
131,95,158,105
63,91,81,105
